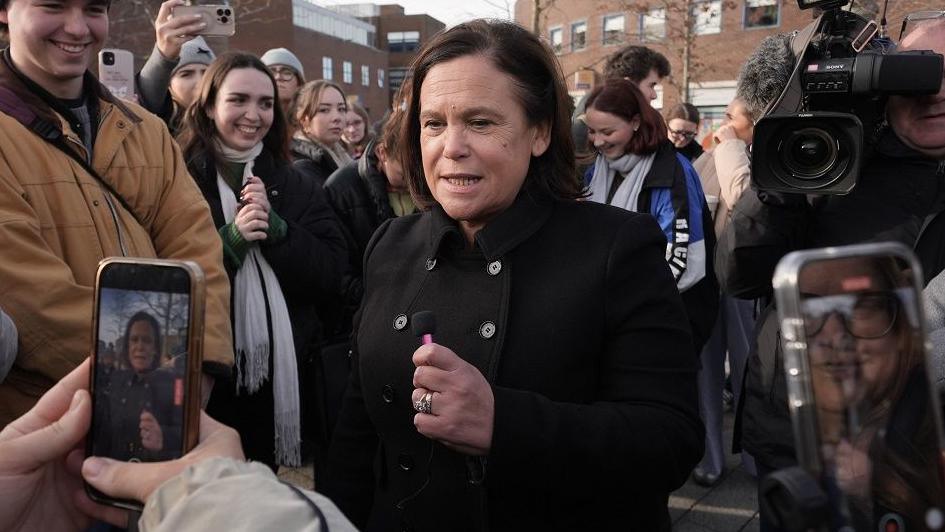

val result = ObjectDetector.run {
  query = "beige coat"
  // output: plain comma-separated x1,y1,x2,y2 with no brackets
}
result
0,59,233,425
693,138,752,239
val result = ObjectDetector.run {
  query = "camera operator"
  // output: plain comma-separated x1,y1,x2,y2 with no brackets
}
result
718,18,945,531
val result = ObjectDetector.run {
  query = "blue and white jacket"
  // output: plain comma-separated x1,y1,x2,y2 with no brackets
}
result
586,141,719,351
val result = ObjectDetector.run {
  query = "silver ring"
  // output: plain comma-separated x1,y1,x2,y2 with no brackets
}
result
413,391,433,415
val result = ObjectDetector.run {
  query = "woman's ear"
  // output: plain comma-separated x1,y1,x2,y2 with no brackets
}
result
531,122,551,157
631,115,642,133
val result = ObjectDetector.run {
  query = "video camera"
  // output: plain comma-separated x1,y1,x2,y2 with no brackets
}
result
751,0,944,194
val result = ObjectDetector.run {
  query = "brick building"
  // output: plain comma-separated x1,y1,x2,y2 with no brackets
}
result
515,0,941,138
331,3,446,102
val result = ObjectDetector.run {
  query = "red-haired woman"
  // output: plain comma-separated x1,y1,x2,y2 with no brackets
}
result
583,79,718,356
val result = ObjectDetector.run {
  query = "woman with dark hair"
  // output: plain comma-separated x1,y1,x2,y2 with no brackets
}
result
177,52,347,470
584,79,718,358
324,19,702,531
290,80,354,187
666,102,704,161
342,103,374,159
93,311,178,462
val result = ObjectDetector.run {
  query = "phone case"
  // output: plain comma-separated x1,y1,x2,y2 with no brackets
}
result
98,49,135,100
174,5,236,37
86,258,206,511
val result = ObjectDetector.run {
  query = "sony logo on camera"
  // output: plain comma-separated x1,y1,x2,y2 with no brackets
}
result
751,0,944,195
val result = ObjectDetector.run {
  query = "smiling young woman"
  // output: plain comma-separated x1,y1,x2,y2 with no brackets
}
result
176,52,347,471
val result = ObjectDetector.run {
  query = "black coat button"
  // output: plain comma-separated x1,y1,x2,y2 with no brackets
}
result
398,452,415,471
393,314,408,331
480,321,496,339
382,384,395,404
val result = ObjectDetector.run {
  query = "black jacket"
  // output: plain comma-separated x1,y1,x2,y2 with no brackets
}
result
718,129,945,468
291,136,340,188
324,138,406,278
324,191,703,532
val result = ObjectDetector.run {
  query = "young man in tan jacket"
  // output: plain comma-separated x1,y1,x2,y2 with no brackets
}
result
0,0,233,426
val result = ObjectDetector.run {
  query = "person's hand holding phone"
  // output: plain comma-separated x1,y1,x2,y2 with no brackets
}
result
140,410,164,452
79,409,245,527
713,124,738,145
0,359,125,531
155,0,207,61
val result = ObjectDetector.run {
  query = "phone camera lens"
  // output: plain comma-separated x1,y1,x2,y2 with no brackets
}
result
102,51,115,66
220,15,228,23
217,8,224,15
224,8,231,15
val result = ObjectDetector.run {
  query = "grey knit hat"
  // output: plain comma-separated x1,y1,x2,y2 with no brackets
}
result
173,36,215,74
261,47,305,80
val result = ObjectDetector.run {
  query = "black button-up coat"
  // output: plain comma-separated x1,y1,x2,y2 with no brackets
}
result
325,191,704,531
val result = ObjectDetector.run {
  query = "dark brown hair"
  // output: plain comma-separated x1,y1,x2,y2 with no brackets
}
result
399,19,581,208
585,79,666,156
177,52,289,170
603,45,670,82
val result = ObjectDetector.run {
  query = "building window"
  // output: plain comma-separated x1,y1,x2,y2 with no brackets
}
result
378,68,385,88
641,8,666,41
343,61,353,84
692,0,722,35
387,30,420,52
549,26,563,54
389,67,408,91
570,21,586,52
361,65,370,86
602,14,625,46
322,56,333,80
744,0,779,28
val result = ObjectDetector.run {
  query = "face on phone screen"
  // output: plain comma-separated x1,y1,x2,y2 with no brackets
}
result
797,256,945,530
91,287,190,463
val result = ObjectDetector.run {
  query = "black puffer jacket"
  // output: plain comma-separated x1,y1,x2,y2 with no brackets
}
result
718,128,945,469
325,139,412,278
291,136,341,188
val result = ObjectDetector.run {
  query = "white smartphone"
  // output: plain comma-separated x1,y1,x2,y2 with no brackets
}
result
98,48,135,101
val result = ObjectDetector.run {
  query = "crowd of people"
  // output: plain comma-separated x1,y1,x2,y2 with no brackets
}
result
0,0,943,530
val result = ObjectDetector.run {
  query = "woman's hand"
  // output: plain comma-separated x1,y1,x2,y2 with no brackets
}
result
833,437,872,500
240,176,271,213
234,202,269,242
411,343,494,456
0,359,126,531
154,0,207,61
78,410,245,526
713,124,738,144
139,411,164,452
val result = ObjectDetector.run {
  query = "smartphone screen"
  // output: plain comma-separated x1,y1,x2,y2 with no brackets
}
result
795,254,945,530
87,260,202,509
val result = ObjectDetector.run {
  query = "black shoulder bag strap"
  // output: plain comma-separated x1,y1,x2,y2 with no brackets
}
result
281,480,330,532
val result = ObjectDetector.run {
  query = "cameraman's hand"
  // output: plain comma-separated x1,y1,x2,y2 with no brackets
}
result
714,124,738,144
79,410,244,527
155,0,207,61
0,359,124,531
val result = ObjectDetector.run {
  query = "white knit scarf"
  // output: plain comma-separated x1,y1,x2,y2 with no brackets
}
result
216,141,301,466
587,152,656,211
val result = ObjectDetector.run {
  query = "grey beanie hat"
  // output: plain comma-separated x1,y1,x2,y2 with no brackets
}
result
261,47,305,80
174,36,216,74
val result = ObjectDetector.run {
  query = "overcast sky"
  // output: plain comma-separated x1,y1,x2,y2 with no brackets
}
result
320,0,515,27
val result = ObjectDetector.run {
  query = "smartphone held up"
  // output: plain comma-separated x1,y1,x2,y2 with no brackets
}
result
768,243,945,532
86,258,205,511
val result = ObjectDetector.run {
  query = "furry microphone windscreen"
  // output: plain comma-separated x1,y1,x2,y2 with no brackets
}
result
736,33,796,121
